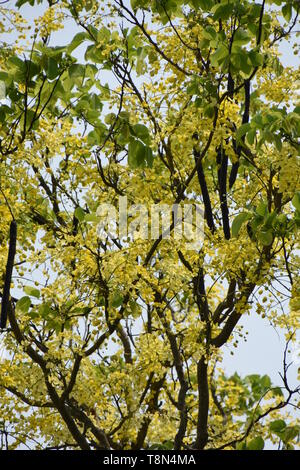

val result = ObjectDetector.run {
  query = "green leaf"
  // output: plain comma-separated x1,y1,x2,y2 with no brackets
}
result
128,139,153,168
272,387,284,397
27,61,41,80
37,44,66,59
145,146,154,167
260,374,271,389
130,0,138,9
283,426,299,443
286,443,294,450
87,126,107,146
236,123,251,142
269,419,286,433
87,130,99,146
231,52,252,75
16,0,36,6
117,123,131,145
88,93,102,111
248,23,258,37
256,201,268,217
202,26,217,40
129,300,141,318
273,134,282,151
0,71,9,83
7,56,25,70
131,123,150,145
7,56,27,82
292,192,300,211
136,46,147,75
94,26,110,44
16,296,31,313
130,0,149,11
74,206,86,222
0,107,7,123
191,0,213,10
258,229,273,246
111,291,124,308
38,303,52,318
104,113,116,125
236,441,247,450
71,306,92,315
84,213,99,223
128,139,144,168
97,296,105,307
248,436,264,450
246,128,256,145
282,4,292,22
233,29,251,46
47,57,59,80
23,286,40,299
212,2,232,20
68,64,85,79
264,211,277,229
232,212,251,237
149,440,174,450
85,45,104,64
249,50,264,67
119,111,130,120
203,104,215,118
210,44,228,67
67,32,89,54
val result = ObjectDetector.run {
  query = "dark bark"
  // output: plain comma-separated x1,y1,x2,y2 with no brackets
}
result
229,79,250,189
195,357,209,449
1,220,17,329
217,147,230,239
194,150,216,234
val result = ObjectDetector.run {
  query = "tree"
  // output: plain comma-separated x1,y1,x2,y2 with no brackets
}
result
0,0,299,450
